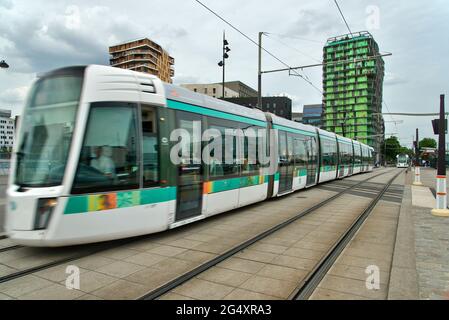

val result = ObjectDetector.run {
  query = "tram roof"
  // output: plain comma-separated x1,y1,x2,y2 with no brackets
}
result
163,83,267,123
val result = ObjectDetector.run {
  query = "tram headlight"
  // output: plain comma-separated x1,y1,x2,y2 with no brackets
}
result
35,198,57,230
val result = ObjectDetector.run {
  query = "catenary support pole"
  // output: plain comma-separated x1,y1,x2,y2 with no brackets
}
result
257,32,263,109
413,128,423,185
432,94,449,216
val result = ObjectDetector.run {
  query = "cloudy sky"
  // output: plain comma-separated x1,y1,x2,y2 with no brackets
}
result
0,0,448,147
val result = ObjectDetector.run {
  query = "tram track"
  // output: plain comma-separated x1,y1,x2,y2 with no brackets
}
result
137,168,400,300
290,169,403,300
0,245,22,253
0,169,396,290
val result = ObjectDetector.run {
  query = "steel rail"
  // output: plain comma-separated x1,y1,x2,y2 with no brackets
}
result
0,245,22,253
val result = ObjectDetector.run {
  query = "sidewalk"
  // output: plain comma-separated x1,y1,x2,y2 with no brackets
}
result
389,167,449,300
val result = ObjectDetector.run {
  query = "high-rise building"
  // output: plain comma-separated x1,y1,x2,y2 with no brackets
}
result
181,81,258,99
0,109,15,152
322,31,384,157
302,104,323,128
109,38,175,83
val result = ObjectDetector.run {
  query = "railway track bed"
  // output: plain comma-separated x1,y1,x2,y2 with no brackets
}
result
0,168,403,300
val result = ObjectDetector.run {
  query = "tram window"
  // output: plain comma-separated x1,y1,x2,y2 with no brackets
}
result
321,138,337,167
141,105,159,187
72,102,140,193
208,117,240,179
241,124,262,176
292,136,307,167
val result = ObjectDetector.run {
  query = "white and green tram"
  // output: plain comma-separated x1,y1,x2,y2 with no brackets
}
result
6,65,374,246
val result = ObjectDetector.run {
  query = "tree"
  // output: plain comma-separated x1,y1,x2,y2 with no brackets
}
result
384,136,402,163
419,138,437,149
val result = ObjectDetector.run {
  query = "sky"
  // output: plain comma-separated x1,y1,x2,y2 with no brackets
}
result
0,0,448,148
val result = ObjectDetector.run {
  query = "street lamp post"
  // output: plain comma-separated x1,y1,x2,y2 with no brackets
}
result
0,60,9,69
218,31,230,98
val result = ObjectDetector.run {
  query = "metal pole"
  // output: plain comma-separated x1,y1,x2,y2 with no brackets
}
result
257,32,263,109
222,31,225,98
413,128,422,185
432,94,449,216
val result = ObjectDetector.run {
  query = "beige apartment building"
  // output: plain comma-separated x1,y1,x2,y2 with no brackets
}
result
181,81,258,99
109,38,175,83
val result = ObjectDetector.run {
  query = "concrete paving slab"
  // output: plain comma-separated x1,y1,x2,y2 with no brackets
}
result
310,288,370,300
217,257,265,274
173,278,234,300
146,245,188,257
197,266,252,287
124,252,167,267
0,275,53,298
412,186,435,208
223,288,281,300
159,292,195,300
92,279,150,300
96,260,146,278
239,275,297,299
257,264,307,283
71,271,118,293
18,284,85,300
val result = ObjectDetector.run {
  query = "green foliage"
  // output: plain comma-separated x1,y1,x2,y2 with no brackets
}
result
419,138,437,149
383,136,412,163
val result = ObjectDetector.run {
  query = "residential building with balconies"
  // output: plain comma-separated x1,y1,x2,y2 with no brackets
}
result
109,37,175,83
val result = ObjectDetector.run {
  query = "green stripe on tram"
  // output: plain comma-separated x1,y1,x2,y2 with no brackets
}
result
208,175,268,194
320,165,337,172
167,99,267,127
64,187,177,215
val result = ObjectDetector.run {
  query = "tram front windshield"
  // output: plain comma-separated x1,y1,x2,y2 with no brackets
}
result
15,72,82,187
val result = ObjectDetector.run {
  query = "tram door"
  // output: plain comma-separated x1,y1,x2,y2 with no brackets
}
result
175,111,203,222
305,136,318,186
278,132,294,194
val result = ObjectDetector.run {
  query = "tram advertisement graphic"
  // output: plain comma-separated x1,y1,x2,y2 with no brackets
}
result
169,120,279,176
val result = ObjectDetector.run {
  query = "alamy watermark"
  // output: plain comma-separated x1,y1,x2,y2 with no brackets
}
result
65,265,80,290
365,265,380,290
169,122,281,176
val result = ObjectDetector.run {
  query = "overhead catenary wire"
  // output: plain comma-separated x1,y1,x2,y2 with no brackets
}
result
193,0,323,94
333,0,353,36
264,33,322,64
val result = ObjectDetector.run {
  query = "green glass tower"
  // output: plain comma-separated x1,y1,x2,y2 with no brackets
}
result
322,31,385,160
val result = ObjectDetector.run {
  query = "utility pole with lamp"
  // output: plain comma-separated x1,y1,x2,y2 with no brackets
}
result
218,31,231,98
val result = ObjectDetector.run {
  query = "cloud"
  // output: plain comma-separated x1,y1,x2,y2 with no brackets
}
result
285,9,341,38
0,0,12,9
1,85,30,104
384,72,407,86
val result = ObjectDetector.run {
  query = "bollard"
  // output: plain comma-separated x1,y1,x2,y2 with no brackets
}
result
431,175,449,216
412,166,422,186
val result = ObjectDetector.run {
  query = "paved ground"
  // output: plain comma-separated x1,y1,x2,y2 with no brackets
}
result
408,168,449,299
0,169,388,300
310,171,404,300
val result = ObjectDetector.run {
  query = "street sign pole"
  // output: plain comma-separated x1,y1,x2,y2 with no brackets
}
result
413,128,423,185
432,94,449,216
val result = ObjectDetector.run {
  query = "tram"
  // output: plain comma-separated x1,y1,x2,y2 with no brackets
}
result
5,65,374,246
396,154,410,168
